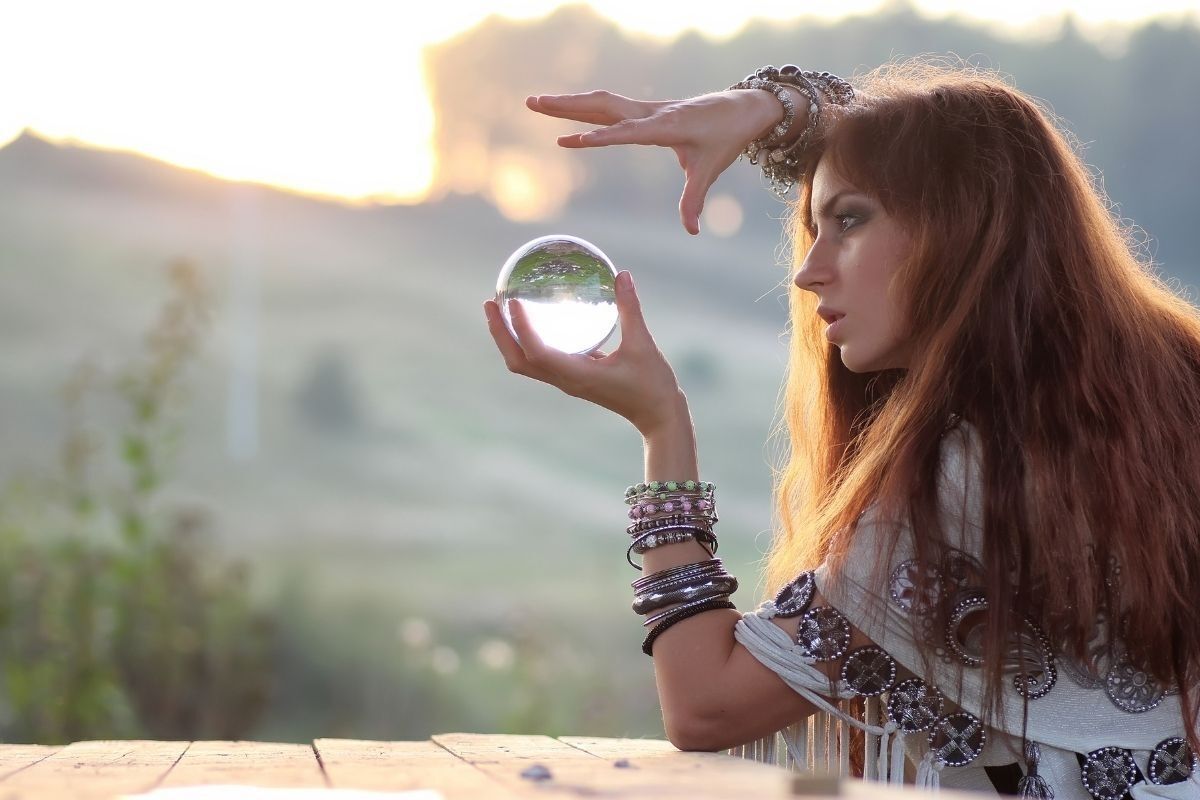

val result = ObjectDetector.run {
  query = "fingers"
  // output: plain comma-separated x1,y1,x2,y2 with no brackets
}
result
486,272,652,377
484,299,532,374
613,270,654,346
679,169,717,236
569,117,669,148
525,91,652,126
528,93,675,149
484,297,572,381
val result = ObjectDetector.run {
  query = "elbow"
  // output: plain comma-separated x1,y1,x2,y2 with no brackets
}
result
665,716,732,753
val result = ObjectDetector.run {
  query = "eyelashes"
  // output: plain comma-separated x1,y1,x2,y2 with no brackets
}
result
808,209,868,238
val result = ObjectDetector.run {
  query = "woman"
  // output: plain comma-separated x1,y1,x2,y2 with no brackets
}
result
483,59,1200,798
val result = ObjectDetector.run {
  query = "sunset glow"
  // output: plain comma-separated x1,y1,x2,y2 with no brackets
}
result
1,0,1194,208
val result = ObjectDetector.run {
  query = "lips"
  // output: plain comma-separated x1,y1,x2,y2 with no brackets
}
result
816,306,845,324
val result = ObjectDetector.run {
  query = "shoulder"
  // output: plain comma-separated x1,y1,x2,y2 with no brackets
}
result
936,416,985,554
816,416,986,601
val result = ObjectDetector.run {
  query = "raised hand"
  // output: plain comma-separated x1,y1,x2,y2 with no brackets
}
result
526,89,783,235
484,270,686,437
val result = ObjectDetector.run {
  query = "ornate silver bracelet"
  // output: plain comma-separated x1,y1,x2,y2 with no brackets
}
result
633,576,740,615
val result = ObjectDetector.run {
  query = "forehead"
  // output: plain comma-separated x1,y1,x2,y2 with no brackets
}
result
810,158,860,206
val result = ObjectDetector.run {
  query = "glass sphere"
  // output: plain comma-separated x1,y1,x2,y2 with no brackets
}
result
495,234,619,355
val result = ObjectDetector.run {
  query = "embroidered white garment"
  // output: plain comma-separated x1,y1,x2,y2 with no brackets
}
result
730,421,1200,798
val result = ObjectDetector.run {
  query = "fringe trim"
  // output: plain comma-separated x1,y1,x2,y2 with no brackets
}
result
728,705,911,787
730,613,913,785
915,751,942,793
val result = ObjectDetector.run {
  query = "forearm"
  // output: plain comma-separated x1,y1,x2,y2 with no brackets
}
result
637,396,743,745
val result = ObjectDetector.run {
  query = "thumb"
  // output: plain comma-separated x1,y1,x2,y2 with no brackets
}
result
679,170,715,236
614,270,654,345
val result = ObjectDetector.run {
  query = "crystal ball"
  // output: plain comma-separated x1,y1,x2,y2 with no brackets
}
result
495,234,619,355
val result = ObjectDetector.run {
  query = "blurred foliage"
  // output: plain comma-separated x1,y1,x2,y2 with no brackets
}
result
0,261,274,743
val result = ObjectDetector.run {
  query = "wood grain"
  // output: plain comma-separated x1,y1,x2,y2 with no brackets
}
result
158,741,325,789
0,740,188,800
433,733,794,799
314,738,523,799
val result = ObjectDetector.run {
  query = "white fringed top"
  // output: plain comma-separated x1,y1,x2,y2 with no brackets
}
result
730,420,1199,798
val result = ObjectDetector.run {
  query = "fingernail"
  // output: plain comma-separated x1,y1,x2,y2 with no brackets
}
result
618,271,631,290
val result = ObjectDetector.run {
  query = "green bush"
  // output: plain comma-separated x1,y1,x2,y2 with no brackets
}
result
0,261,274,743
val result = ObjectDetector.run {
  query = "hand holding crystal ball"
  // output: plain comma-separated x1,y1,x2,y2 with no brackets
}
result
495,235,619,355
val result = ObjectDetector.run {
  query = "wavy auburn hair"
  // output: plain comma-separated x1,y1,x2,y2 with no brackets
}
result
762,59,1200,747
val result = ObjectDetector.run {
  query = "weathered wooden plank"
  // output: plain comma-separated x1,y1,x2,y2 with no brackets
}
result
557,736,681,758
158,741,325,789
558,738,988,799
0,744,61,781
314,738,524,800
433,732,794,799
0,740,188,799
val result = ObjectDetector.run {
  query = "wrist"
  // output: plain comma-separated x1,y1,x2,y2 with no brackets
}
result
733,87,788,144
641,402,698,486
638,391,694,442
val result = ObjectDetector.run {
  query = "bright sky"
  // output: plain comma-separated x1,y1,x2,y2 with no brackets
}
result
1,0,1195,205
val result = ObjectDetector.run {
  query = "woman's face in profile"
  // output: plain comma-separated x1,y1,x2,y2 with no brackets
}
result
793,158,913,373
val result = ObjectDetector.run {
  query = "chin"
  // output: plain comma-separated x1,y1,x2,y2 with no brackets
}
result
839,346,904,373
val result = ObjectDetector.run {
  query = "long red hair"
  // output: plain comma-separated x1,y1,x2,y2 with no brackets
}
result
762,59,1200,749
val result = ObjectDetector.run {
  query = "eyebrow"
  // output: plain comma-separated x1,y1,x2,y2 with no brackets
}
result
812,190,866,221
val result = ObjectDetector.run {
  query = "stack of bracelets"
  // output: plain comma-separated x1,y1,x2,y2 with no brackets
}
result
727,64,856,197
625,479,739,656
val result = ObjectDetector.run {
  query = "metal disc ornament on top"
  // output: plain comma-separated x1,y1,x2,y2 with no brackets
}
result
496,235,619,355
773,571,816,618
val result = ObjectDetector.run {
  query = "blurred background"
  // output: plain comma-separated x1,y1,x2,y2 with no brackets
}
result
1,0,1197,744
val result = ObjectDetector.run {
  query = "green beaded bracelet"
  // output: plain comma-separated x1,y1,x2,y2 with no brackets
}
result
625,480,712,498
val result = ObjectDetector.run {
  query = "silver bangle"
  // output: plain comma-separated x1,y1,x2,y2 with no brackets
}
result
727,77,797,149
632,559,724,591
633,576,740,615
734,64,856,197
633,563,728,596
642,593,735,627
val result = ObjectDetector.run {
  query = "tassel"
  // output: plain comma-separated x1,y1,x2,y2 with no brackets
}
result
1016,741,1054,799
915,751,942,793
814,711,827,770
889,728,906,785
763,732,778,766
877,720,896,781
838,711,850,776
863,697,878,781
781,721,806,771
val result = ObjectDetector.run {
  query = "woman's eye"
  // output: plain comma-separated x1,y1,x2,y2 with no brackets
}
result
836,213,862,231
809,211,865,237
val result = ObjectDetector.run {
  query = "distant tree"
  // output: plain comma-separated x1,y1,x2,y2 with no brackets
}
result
294,348,365,434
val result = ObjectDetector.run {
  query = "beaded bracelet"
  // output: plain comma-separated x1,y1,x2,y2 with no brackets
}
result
626,527,718,570
629,513,718,536
625,480,714,498
631,527,706,554
628,498,715,522
732,64,855,197
642,598,737,656
626,490,714,508
728,77,796,149
628,515,716,536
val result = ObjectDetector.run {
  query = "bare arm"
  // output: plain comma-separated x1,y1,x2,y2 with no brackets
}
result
639,399,819,750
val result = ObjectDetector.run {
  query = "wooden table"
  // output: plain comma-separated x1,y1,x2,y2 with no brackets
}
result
0,735,962,799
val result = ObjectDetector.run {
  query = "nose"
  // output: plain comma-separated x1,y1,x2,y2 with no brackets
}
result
793,239,833,292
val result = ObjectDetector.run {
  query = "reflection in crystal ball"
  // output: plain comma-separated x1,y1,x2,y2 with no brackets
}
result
495,235,619,354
